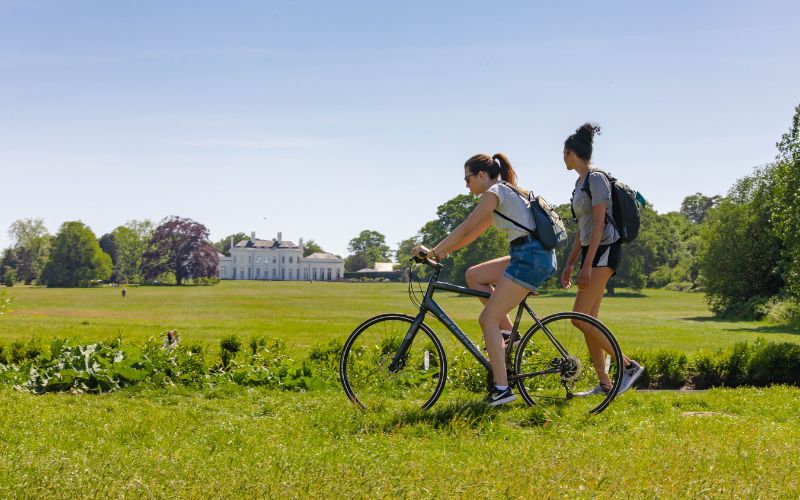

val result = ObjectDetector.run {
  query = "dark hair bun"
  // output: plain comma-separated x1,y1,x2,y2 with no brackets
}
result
574,122,601,145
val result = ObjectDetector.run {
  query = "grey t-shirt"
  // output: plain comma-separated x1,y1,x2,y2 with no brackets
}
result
485,181,535,243
572,170,620,246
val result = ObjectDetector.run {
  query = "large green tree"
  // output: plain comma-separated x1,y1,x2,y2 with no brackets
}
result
302,239,324,257
214,232,248,256
345,230,392,272
680,193,720,224
4,218,52,284
700,167,784,316
772,104,800,296
40,222,112,287
111,220,154,283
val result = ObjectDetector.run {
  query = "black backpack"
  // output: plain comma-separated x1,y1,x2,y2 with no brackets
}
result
493,183,568,250
573,169,643,243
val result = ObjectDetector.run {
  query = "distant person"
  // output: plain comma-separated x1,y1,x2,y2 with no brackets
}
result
560,122,643,396
413,153,556,406
121,287,127,298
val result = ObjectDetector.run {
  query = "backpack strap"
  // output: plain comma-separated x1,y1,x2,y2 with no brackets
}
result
580,169,619,234
492,182,539,239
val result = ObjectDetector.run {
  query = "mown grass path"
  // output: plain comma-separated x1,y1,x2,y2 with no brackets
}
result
1,281,798,355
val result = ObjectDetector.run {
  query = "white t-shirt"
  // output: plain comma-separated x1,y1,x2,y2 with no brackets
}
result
484,181,536,243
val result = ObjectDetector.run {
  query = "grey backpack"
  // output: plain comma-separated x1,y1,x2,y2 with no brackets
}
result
494,183,568,250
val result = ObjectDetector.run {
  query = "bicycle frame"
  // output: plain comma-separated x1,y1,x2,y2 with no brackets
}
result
390,262,571,381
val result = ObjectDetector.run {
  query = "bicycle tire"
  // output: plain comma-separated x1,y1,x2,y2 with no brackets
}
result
340,313,447,411
513,311,623,414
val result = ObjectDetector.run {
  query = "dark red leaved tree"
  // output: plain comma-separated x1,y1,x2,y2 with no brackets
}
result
141,216,219,285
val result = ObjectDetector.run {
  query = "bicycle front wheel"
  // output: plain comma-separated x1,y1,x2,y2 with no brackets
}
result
514,312,623,414
340,314,447,411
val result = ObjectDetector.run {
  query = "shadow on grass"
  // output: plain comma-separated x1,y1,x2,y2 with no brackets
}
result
390,400,499,430
680,316,800,335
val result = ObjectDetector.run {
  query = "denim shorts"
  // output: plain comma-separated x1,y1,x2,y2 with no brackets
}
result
503,239,557,291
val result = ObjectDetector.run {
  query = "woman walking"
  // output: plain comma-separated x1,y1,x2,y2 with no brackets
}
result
560,123,643,395
413,153,556,406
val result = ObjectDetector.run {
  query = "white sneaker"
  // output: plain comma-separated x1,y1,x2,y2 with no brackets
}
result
618,360,644,394
574,384,611,397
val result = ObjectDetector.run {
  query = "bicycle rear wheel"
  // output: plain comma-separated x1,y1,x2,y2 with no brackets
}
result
513,312,622,414
340,314,447,411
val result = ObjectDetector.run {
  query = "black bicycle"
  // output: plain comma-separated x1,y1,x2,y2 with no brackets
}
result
340,256,624,414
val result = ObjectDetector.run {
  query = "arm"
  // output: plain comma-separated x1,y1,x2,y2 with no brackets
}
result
432,193,497,257
560,233,582,289
413,193,498,260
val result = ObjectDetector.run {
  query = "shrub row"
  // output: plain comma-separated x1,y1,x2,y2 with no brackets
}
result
622,338,800,389
1,336,798,394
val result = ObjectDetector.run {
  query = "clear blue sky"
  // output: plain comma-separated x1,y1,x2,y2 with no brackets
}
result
1,1,798,258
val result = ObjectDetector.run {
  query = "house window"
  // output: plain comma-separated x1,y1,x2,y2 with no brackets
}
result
313,268,317,280
222,267,226,277
273,257,276,264
296,269,300,279
281,269,285,280
256,268,260,279
336,269,341,279
272,268,277,279
289,256,293,263
304,269,309,280
327,268,332,281
282,256,285,263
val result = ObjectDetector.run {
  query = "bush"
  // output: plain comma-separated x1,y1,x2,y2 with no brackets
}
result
688,350,725,389
307,339,343,380
665,281,695,292
759,297,800,328
632,349,688,389
219,334,243,368
721,341,753,387
747,341,800,386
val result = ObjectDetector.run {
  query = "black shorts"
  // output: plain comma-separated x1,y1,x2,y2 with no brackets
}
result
580,240,622,275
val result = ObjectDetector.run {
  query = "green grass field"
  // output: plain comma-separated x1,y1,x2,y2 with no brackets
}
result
1,281,798,355
1,281,799,496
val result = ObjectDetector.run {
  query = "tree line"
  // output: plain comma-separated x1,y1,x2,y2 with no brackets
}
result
1,216,220,287
1,216,335,287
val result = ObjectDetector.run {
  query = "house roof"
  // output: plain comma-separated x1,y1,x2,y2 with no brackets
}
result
234,239,298,249
304,252,341,260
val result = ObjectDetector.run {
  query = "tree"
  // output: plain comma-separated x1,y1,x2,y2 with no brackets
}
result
772,104,800,296
40,222,112,287
302,239,324,257
98,232,119,265
141,216,219,285
345,230,392,272
6,218,52,284
112,220,154,283
700,167,784,317
680,193,720,224
213,232,248,256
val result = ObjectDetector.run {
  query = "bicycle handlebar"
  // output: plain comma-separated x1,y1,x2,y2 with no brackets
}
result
411,250,442,270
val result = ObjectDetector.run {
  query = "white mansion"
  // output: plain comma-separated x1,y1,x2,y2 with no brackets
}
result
217,232,344,281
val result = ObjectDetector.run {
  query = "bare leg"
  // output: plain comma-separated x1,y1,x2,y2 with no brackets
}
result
571,267,626,388
479,275,531,387
466,256,513,331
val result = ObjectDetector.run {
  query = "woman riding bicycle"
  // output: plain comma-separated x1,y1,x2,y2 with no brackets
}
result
560,123,643,395
413,153,556,406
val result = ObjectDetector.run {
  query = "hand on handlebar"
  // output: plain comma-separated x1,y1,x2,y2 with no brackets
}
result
411,245,431,263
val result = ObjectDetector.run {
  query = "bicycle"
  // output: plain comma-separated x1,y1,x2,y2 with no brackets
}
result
339,255,624,414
